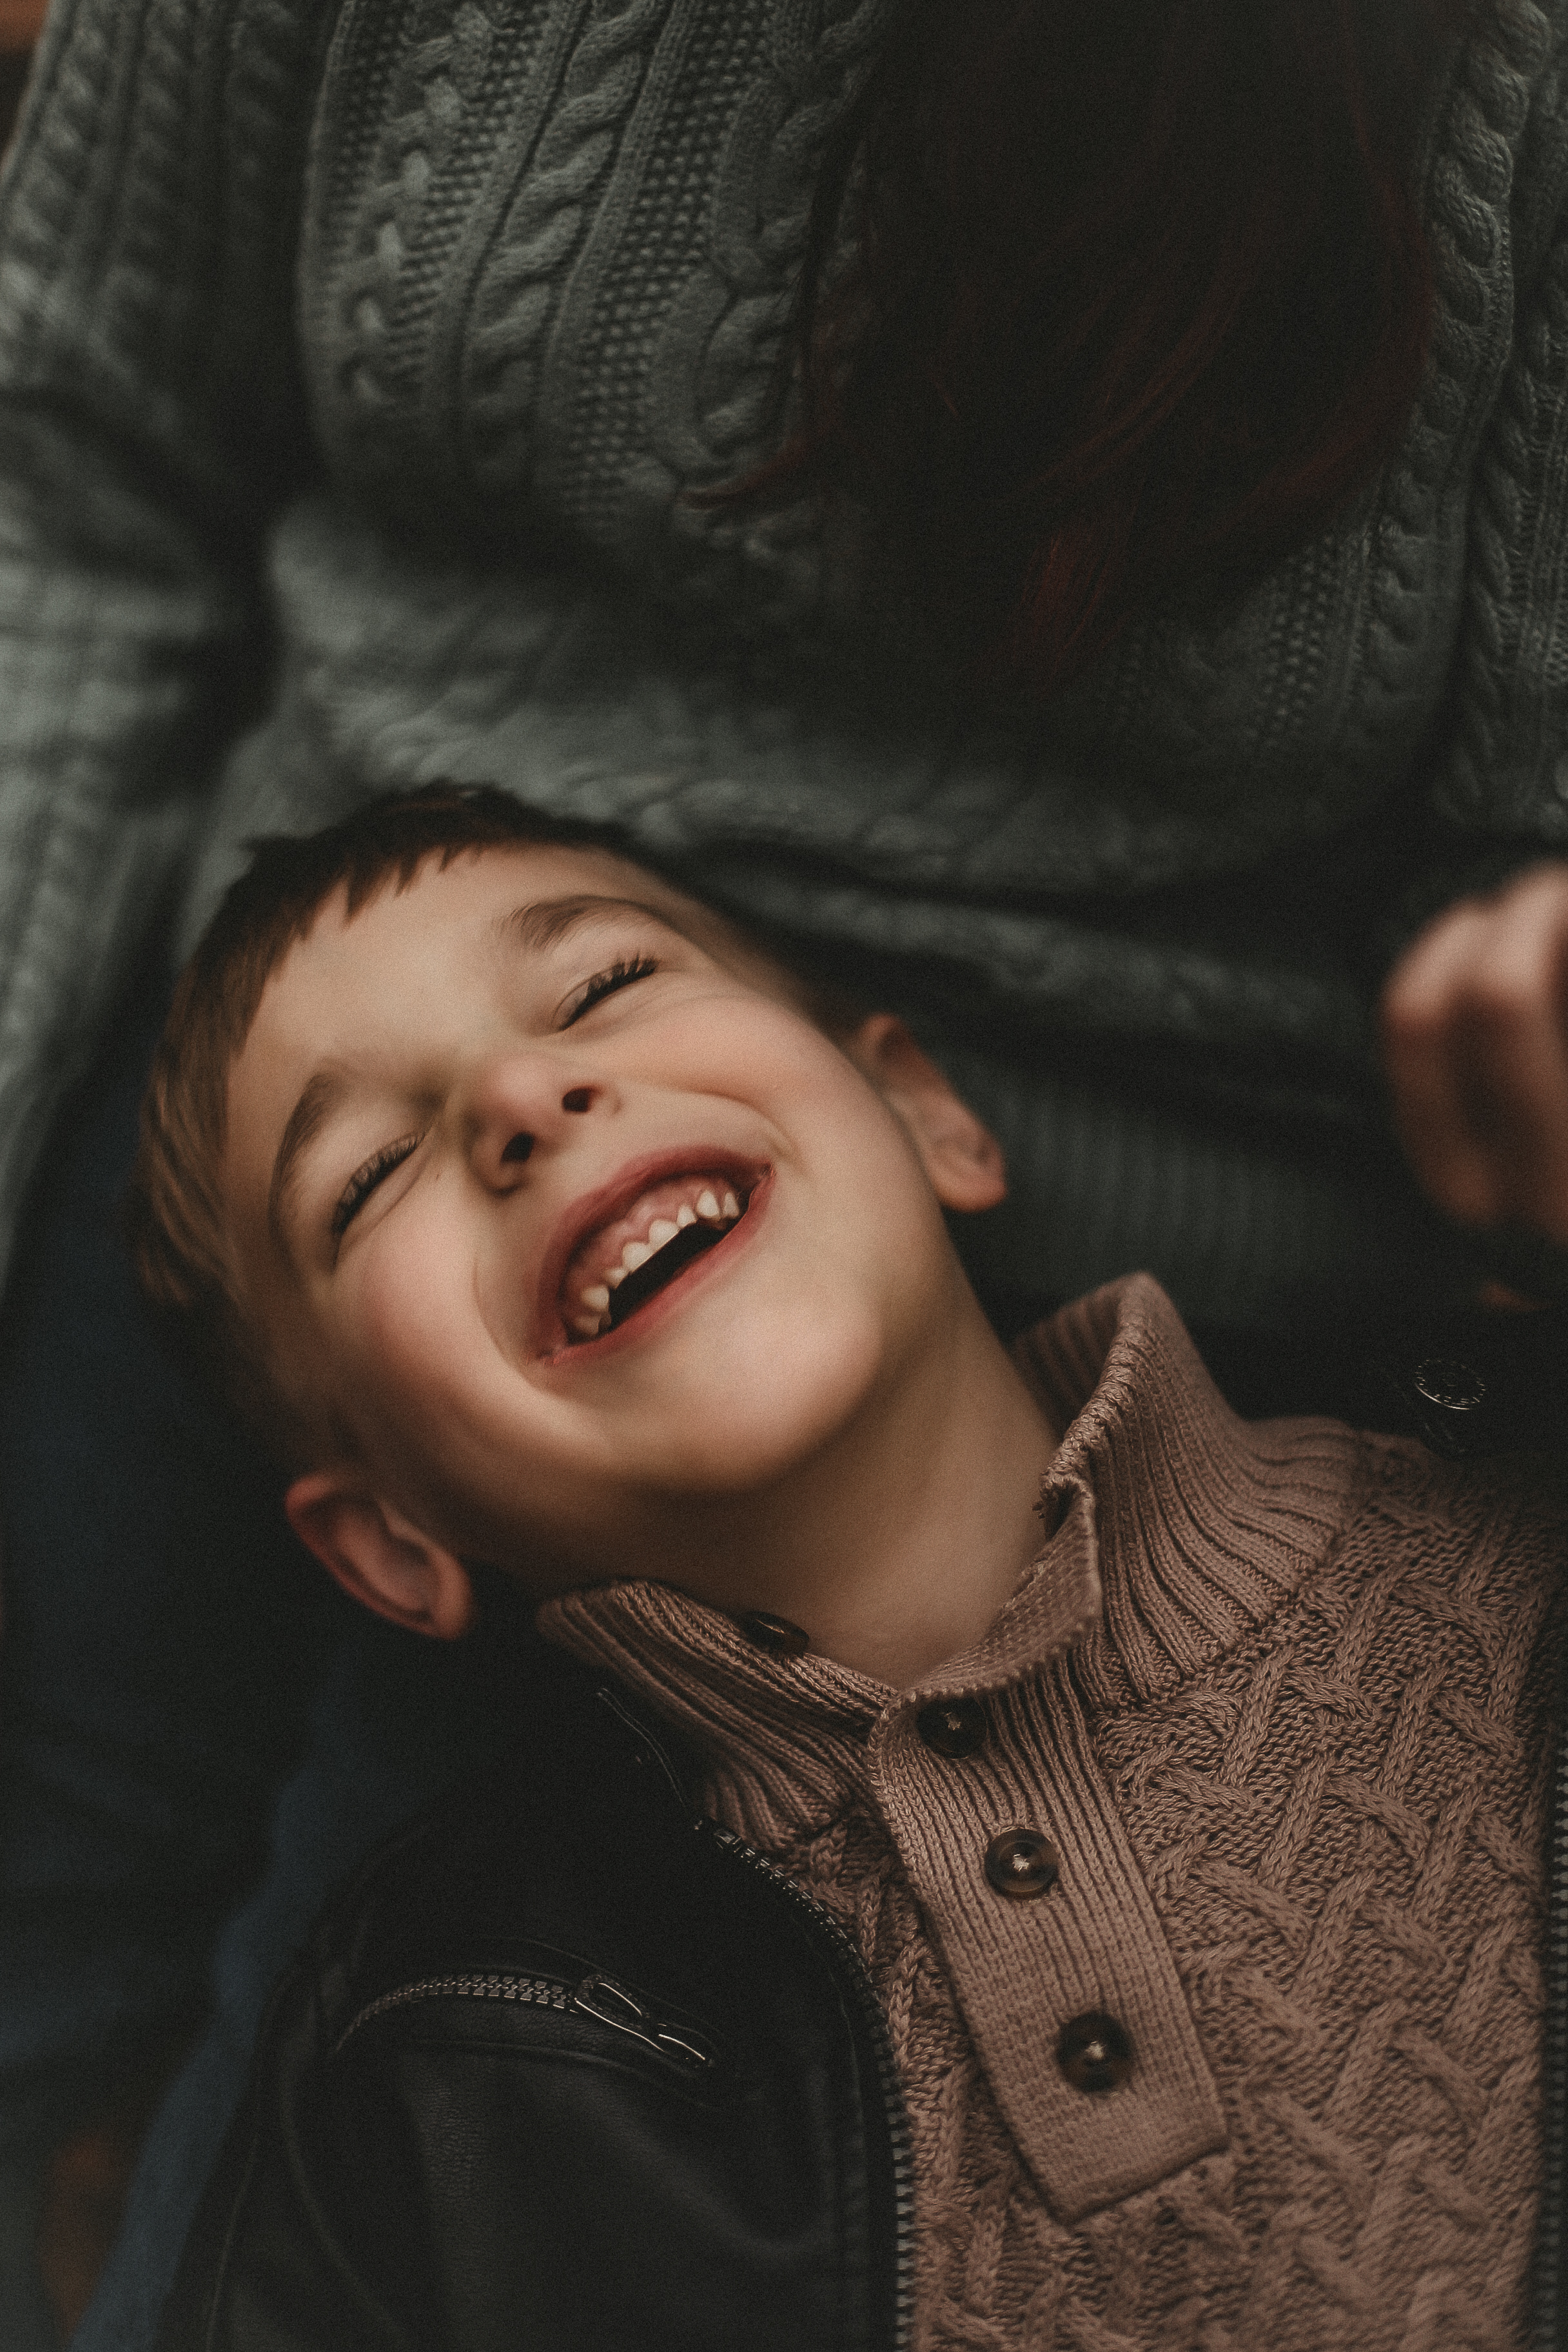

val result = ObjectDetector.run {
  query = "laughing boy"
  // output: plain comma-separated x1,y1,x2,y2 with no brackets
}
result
130,785,1563,2351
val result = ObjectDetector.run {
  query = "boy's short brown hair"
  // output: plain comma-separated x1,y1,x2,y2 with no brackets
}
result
129,784,858,1463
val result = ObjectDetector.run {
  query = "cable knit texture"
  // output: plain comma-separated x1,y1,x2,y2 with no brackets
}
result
1,1,1568,1322
541,1277,1567,2349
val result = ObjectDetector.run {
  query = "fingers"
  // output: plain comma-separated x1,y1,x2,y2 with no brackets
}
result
1380,861,1568,1242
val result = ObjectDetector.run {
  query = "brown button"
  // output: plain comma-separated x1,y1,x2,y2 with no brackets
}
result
1412,1357,1487,1412
916,1698,986,1758
983,1829,1059,1899
1057,2012,1133,2095
737,1611,809,1658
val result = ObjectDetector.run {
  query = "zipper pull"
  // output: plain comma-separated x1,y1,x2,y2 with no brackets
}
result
572,1970,717,2070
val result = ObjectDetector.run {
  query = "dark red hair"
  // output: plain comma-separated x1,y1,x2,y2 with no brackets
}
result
730,0,1473,695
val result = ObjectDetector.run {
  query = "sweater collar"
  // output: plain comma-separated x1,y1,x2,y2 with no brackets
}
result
1016,1273,1365,1710
536,1274,1364,1761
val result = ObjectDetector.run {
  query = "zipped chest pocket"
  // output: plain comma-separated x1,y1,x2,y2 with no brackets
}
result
335,1964,721,2076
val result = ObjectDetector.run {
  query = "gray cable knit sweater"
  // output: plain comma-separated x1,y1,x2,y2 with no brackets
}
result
0,0,1563,1329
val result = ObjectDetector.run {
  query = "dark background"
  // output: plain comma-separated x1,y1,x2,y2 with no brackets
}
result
0,12,145,2343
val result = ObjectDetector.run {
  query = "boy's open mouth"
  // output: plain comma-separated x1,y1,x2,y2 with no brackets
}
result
555,1168,758,1344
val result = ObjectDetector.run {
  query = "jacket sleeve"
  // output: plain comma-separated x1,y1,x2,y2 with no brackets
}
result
0,0,320,1281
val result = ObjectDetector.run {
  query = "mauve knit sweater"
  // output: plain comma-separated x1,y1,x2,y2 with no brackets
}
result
542,1277,1566,2349
0,0,1567,1328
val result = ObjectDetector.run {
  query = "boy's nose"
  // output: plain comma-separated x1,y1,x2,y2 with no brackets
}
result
498,1093,598,1162
468,1057,610,1182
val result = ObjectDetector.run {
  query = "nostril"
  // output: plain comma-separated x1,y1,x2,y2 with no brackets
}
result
561,1088,593,1114
501,1132,536,1164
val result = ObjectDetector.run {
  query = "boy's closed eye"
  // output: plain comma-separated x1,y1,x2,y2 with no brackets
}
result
332,1133,422,1240
558,952,660,1026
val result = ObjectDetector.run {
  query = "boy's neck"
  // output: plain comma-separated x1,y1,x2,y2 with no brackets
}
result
619,1282,1057,1690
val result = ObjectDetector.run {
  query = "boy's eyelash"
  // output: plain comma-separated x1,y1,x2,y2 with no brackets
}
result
331,1134,420,1240
562,954,658,1025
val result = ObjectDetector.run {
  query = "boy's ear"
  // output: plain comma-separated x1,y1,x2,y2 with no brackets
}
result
845,1015,1007,1212
284,1470,477,1641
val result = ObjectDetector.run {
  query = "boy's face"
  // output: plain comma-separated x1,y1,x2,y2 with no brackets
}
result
222,843,1001,1591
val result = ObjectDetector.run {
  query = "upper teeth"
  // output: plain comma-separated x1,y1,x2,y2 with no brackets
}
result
567,1182,743,1340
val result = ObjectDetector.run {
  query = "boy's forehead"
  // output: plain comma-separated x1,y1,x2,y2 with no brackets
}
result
237,838,801,1100
291,838,758,983
375,839,720,941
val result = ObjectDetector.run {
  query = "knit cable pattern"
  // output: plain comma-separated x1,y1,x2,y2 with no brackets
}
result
0,0,318,1268
0,0,1565,1306
1438,0,1568,841
465,0,676,495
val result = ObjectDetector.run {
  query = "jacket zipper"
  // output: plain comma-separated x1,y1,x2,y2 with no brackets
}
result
706,1824,916,2352
335,1966,718,2070
593,1680,916,2352
1538,1675,1568,2350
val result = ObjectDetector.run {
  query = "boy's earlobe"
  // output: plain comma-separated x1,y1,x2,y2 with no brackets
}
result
847,1015,1008,1213
284,1471,478,1641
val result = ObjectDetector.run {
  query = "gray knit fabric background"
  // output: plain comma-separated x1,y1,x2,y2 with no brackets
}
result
0,0,1565,1326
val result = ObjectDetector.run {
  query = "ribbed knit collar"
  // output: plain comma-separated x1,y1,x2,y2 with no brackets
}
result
1022,1273,1366,1712
537,1275,1367,1769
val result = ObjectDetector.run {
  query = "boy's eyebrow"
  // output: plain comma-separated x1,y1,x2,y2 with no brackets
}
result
496,893,696,953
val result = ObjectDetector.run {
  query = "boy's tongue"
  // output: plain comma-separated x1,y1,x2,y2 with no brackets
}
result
560,1172,743,1340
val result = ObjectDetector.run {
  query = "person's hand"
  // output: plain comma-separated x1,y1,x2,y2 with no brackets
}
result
1380,860,1568,1244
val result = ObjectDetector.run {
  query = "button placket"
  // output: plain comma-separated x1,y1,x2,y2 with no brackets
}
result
867,1658,1225,2220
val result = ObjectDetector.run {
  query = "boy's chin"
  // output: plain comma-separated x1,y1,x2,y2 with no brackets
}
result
499,1324,896,1559
620,1300,892,1473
